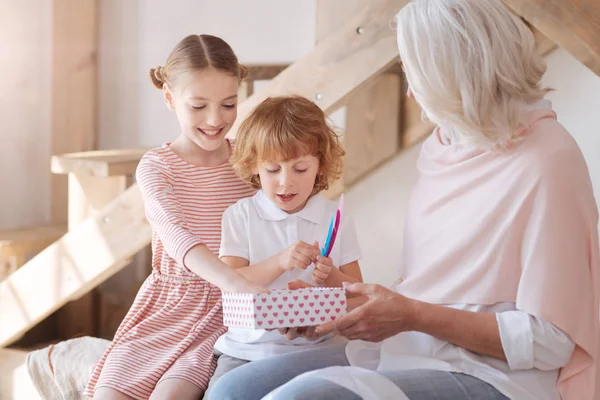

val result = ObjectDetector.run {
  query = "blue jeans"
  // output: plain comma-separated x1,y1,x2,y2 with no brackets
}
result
206,344,509,400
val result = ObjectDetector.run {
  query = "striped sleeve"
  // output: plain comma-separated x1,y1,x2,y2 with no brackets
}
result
136,153,203,267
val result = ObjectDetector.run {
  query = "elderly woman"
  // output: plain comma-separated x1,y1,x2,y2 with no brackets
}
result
206,0,599,399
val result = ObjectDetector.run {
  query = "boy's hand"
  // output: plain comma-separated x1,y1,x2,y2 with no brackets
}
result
312,255,334,285
278,241,320,272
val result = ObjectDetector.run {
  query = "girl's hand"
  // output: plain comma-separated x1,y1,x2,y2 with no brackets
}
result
287,279,314,290
278,241,320,272
312,255,334,285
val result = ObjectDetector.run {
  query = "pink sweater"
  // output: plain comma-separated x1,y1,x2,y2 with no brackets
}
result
399,103,599,400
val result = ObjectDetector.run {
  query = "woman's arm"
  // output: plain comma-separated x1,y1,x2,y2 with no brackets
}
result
412,300,506,361
316,283,506,361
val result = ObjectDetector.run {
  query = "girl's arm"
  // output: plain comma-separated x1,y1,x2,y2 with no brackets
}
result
137,156,264,293
222,241,321,287
221,254,283,287
183,246,265,293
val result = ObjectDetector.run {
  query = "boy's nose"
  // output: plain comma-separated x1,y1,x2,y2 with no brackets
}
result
279,173,292,188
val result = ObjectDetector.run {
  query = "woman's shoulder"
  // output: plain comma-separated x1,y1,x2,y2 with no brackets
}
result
517,113,585,174
513,118,595,204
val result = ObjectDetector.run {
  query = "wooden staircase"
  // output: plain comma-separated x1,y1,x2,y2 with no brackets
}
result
2,0,598,347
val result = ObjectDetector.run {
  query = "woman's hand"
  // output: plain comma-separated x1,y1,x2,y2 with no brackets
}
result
315,283,419,342
278,241,320,272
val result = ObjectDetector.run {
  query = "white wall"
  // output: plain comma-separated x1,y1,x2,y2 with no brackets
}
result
346,144,421,285
350,48,600,285
543,49,600,203
98,0,316,149
0,1,52,230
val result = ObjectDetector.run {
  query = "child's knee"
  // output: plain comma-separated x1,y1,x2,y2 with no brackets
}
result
205,371,245,400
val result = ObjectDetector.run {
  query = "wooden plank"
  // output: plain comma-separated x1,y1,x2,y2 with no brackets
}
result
238,80,254,103
0,185,151,346
51,0,98,223
344,73,401,185
67,174,128,230
51,148,148,178
532,26,558,57
402,94,435,148
503,0,600,76
246,64,288,81
316,0,366,41
58,173,129,340
231,0,410,135
0,225,66,258
317,0,402,188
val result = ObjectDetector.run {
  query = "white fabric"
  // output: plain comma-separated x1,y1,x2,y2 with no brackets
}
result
26,336,110,400
498,310,575,371
215,190,361,361
262,366,409,400
346,302,575,400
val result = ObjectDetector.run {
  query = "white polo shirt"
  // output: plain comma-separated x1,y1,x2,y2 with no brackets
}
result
214,189,362,360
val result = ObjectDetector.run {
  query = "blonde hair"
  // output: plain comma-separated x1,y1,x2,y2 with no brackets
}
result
149,34,248,90
232,96,344,193
395,0,550,150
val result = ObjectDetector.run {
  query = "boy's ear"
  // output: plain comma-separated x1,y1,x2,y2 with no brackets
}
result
251,165,259,175
163,85,175,110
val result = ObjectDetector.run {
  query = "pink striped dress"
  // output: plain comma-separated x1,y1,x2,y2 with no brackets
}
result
84,140,255,399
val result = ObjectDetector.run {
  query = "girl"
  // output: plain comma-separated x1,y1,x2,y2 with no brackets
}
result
205,96,364,398
84,34,266,400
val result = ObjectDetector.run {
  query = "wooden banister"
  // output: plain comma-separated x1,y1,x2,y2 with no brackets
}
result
503,0,600,76
51,148,150,179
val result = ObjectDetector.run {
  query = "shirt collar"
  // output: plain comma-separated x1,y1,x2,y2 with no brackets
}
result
252,190,327,224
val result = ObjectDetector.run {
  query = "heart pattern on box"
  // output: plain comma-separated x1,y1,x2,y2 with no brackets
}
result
222,287,347,329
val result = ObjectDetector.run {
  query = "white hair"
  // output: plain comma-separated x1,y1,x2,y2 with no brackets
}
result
395,0,550,150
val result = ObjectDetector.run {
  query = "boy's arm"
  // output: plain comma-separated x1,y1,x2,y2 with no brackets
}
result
323,260,363,286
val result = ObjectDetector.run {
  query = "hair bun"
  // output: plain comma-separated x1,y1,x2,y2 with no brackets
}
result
239,64,249,81
149,65,165,89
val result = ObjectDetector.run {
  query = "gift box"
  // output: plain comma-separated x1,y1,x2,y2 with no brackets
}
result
222,287,347,329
